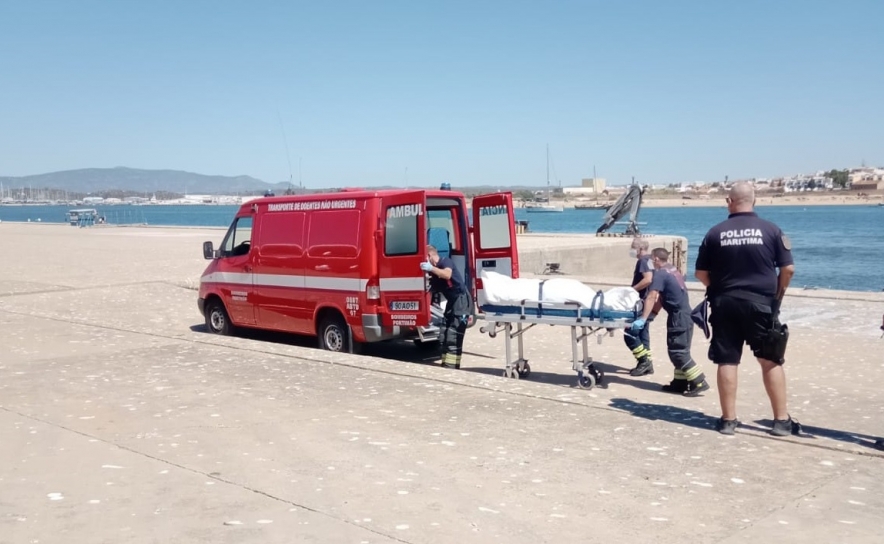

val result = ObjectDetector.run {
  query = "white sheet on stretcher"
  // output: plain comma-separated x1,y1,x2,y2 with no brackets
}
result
480,270,639,311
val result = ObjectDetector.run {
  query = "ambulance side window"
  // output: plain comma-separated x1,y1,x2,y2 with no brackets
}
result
221,216,253,257
476,206,510,250
385,207,418,256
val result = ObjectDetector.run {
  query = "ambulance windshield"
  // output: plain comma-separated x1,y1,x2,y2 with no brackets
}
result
221,216,253,257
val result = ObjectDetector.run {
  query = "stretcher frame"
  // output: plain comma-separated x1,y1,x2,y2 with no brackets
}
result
478,294,641,390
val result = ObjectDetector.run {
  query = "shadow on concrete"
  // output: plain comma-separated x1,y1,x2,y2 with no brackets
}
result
461,367,581,387
608,397,719,431
747,418,884,451
460,360,674,392
189,322,447,365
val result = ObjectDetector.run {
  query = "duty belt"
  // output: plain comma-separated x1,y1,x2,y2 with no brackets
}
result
719,289,774,306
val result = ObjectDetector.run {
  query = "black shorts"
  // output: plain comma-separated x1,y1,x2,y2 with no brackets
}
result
708,295,774,364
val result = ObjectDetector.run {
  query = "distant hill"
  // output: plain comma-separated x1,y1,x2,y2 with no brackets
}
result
0,167,569,196
0,167,281,195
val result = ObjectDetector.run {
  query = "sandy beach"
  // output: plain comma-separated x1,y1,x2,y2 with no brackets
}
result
2,223,884,543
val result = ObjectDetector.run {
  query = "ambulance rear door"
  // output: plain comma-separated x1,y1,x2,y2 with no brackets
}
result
378,191,430,328
471,192,519,307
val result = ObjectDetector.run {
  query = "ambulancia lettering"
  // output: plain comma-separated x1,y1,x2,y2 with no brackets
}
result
480,205,507,216
268,199,357,212
387,204,423,219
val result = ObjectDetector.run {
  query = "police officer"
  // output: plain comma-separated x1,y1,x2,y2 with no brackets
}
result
630,248,710,396
624,237,656,376
421,245,472,369
695,181,796,436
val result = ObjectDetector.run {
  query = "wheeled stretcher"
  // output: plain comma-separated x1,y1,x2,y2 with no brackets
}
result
478,285,641,390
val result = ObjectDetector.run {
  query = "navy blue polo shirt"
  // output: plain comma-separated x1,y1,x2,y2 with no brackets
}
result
632,255,653,299
695,212,794,298
649,265,690,314
429,257,465,300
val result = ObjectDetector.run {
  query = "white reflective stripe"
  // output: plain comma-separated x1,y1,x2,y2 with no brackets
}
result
259,274,306,288
380,277,426,291
201,272,252,285
305,276,367,291
201,272,365,292
201,273,424,293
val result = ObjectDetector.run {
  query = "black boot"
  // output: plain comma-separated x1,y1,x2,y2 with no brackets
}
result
661,379,688,394
683,379,711,397
629,356,654,377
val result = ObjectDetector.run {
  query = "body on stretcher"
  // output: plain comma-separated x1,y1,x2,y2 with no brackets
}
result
477,272,642,390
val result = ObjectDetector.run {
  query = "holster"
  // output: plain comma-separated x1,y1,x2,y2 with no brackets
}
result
759,320,789,364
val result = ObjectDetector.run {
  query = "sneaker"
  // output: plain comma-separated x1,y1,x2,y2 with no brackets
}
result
629,358,654,377
683,380,710,397
661,379,688,394
715,417,739,435
770,416,799,437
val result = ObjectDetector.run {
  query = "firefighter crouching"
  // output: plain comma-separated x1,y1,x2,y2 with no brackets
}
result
421,245,472,369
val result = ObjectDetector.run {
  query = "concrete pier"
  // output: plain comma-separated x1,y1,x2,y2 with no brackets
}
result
2,223,884,544
516,233,688,281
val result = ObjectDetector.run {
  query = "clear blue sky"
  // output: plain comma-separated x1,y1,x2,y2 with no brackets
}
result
1,0,882,188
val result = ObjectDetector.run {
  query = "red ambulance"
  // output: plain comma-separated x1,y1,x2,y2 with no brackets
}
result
198,188,519,352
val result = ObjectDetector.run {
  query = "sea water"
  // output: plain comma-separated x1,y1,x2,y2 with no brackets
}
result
2,203,881,292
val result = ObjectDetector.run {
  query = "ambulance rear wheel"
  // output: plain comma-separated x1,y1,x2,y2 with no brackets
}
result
319,316,351,353
205,299,233,335
413,339,440,350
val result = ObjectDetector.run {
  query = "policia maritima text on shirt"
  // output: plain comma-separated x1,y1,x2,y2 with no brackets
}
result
694,181,796,436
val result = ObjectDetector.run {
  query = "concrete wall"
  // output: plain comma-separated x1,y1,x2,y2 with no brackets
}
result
515,233,689,283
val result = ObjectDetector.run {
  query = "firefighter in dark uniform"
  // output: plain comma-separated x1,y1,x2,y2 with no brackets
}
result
624,237,656,376
630,248,710,396
695,181,796,436
421,245,472,369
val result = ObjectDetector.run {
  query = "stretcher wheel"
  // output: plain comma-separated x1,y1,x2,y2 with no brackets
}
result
518,363,531,378
577,371,596,390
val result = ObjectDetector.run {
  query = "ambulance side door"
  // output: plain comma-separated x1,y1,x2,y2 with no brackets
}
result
471,193,519,307
378,192,430,328
216,214,257,326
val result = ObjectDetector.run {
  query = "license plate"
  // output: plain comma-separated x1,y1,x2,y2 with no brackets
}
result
391,301,419,311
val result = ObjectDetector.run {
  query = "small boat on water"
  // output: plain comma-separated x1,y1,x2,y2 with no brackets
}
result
525,201,564,213
574,203,609,210
527,145,563,213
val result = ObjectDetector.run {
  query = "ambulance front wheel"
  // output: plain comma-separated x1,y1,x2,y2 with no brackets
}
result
205,299,233,336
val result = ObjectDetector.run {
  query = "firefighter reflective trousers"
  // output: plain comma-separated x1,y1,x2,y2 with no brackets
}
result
667,310,705,384
441,290,472,367
624,313,654,361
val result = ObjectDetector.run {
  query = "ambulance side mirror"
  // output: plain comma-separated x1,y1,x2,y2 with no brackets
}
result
203,241,217,260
